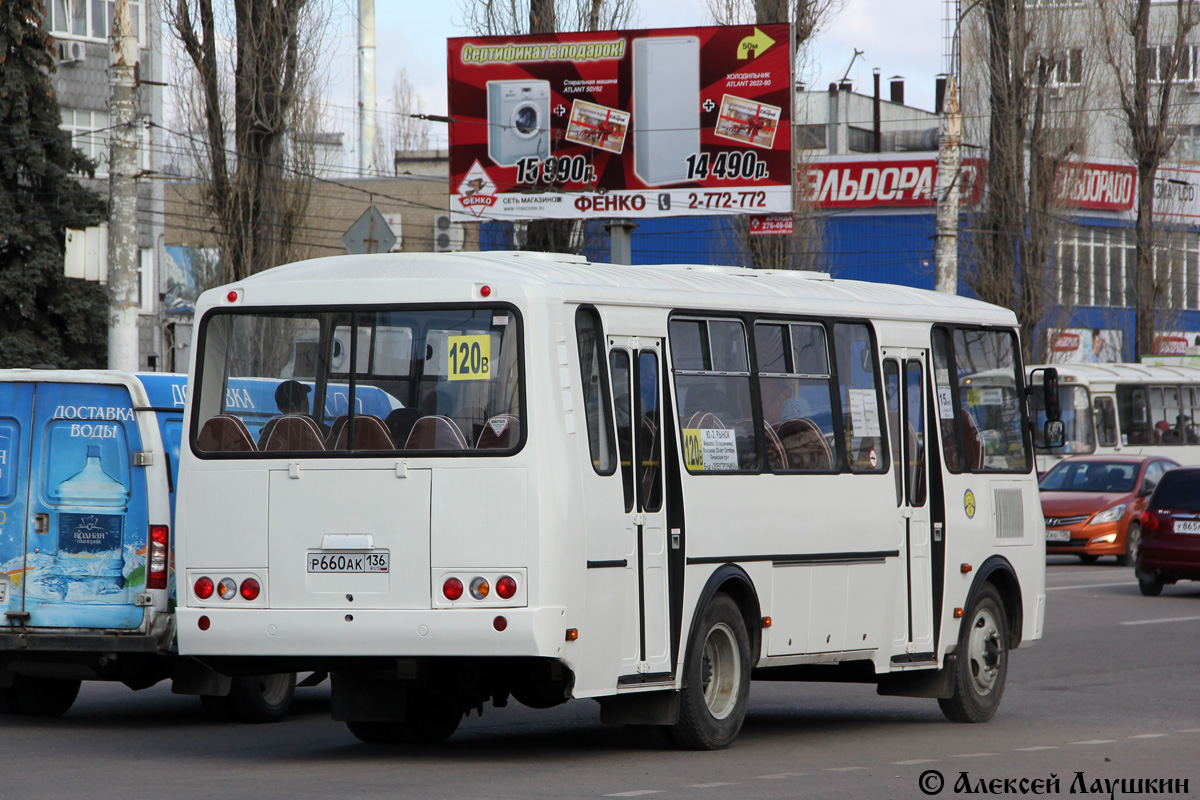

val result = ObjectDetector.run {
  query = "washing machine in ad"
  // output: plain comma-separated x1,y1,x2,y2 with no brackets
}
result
487,80,552,167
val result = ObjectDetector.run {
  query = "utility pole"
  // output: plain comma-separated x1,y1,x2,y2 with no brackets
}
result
108,0,139,370
934,74,961,295
358,0,378,175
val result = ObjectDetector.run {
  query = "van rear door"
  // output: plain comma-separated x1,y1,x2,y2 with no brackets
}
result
21,382,149,630
0,382,35,618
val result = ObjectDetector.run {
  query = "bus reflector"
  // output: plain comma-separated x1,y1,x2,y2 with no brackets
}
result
148,526,169,590
217,577,237,600
954,608,964,618
960,564,973,574
469,577,490,599
565,628,578,641
493,616,507,631
443,577,464,601
194,576,214,600
198,615,210,631
240,578,261,601
761,616,772,628
496,575,517,599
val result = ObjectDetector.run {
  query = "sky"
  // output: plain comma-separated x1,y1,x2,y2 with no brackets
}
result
311,0,949,161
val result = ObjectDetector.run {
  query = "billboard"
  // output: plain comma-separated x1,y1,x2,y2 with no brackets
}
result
447,24,793,222
802,155,987,210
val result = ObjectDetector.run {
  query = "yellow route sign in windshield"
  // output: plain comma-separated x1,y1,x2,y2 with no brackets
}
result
447,334,491,381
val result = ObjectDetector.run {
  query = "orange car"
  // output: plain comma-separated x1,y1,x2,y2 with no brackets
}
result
1040,455,1179,565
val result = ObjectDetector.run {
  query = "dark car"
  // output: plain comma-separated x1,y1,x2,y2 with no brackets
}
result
1137,466,1200,595
1040,455,1178,565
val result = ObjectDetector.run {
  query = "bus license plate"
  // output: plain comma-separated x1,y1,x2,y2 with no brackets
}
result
1045,530,1070,542
307,551,390,573
1175,520,1200,534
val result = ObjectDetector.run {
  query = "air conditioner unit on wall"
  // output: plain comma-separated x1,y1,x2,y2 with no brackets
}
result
57,40,85,64
432,214,465,252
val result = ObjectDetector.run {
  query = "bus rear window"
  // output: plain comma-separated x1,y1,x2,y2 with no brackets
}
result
192,307,523,456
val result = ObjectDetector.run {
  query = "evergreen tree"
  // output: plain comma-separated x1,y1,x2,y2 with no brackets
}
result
0,0,107,368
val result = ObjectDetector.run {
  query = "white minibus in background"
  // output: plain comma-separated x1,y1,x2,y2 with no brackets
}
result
1028,363,1200,474
176,252,1053,749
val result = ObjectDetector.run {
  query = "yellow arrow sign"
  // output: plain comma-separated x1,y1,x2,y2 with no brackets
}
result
738,27,776,59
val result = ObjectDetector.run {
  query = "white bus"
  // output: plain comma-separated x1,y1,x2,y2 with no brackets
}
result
176,252,1051,749
1029,363,1200,473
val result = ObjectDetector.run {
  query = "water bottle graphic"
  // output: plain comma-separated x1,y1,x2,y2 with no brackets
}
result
54,446,129,597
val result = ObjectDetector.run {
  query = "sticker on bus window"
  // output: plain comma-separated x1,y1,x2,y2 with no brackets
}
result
937,386,954,419
847,388,881,436
980,388,1004,406
446,334,491,381
966,387,982,406
683,428,738,471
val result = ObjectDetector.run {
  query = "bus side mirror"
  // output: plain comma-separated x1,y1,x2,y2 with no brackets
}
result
1043,420,1065,449
1028,367,1061,421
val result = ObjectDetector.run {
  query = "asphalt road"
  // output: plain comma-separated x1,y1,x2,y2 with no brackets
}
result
7,558,1200,800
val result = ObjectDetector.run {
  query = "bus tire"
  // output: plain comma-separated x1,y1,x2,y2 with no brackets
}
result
0,675,81,717
346,691,462,745
938,584,1007,723
227,672,296,723
672,593,751,750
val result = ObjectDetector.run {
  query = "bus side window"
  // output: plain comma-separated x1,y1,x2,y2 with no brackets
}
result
1093,397,1117,448
833,322,885,473
575,307,616,475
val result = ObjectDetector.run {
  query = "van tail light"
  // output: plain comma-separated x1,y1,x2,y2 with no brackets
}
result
148,525,169,590
1141,511,1160,532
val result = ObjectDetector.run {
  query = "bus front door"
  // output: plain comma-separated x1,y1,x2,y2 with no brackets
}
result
608,337,672,681
884,351,936,658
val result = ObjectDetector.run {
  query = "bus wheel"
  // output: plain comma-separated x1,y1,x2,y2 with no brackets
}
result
226,673,296,723
346,692,462,745
0,675,81,717
938,584,1007,723
1116,524,1141,567
672,593,751,750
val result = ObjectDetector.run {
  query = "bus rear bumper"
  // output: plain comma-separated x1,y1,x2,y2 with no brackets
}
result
176,606,570,659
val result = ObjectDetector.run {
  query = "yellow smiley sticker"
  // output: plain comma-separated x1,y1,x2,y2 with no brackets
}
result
964,489,976,519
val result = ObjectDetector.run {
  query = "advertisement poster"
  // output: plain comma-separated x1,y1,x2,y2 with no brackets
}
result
1047,328,1124,363
447,24,793,222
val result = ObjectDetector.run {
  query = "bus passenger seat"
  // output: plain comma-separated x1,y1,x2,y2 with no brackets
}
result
477,415,520,449
777,418,832,470
331,414,394,451
385,408,423,447
325,415,350,448
765,424,788,470
405,415,469,450
261,415,327,451
197,415,257,452
685,411,725,429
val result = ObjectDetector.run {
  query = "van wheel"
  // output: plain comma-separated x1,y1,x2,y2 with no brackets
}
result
672,593,751,750
227,673,296,723
939,584,1007,723
0,675,81,717
1116,524,1140,567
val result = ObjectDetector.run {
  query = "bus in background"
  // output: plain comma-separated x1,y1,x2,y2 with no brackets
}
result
1028,363,1200,474
0,370,297,721
176,252,1055,750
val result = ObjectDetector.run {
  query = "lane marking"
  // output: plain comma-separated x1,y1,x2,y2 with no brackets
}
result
1047,582,1137,591
605,792,664,797
756,773,805,780
952,753,998,758
1013,746,1058,751
892,759,938,765
1128,734,1167,739
825,767,866,772
1120,615,1200,626
687,783,736,789
1072,740,1116,745
1178,729,1200,733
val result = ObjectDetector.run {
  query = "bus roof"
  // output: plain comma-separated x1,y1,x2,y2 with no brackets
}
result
1029,363,1200,382
201,252,1018,327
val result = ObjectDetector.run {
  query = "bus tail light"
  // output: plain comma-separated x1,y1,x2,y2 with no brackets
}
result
217,577,238,600
240,578,261,601
194,576,214,600
148,525,169,590
496,575,517,599
469,577,490,600
443,577,464,601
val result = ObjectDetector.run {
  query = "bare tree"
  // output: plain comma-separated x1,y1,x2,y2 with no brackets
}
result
379,68,432,173
959,0,1092,362
1095,0,1200,359
167,0,332,284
